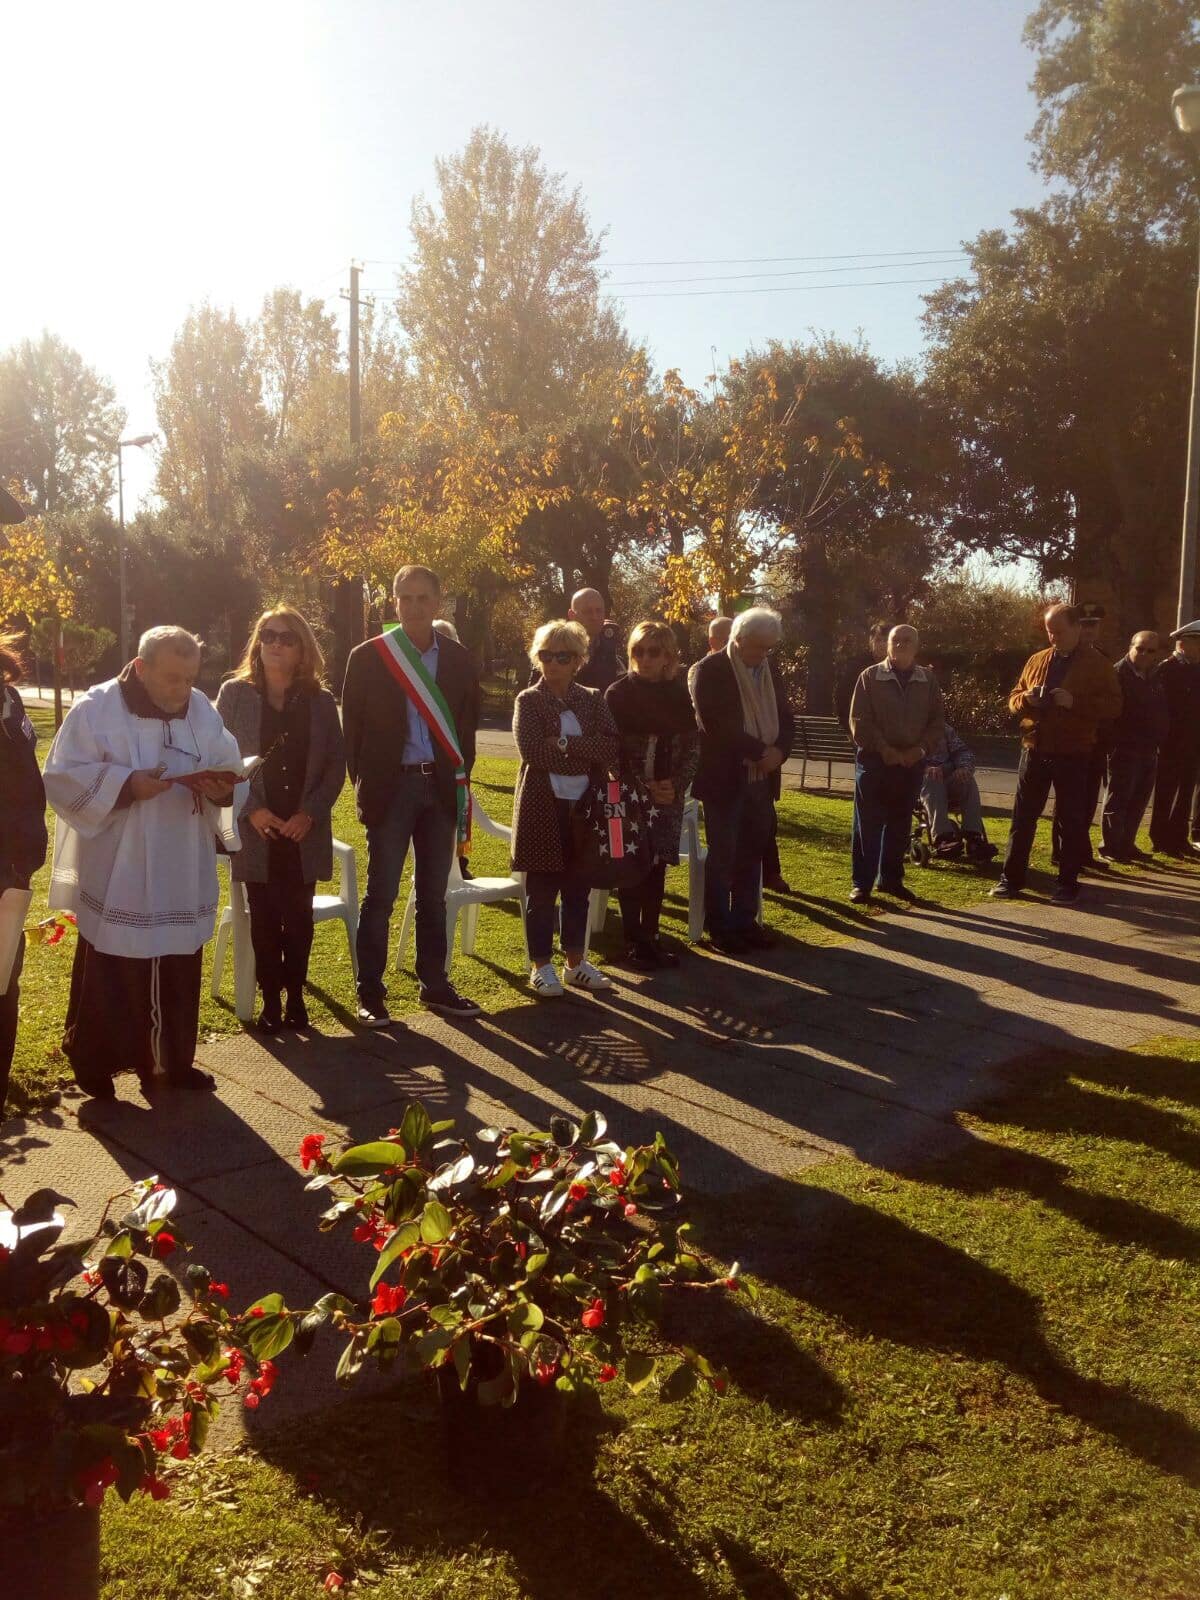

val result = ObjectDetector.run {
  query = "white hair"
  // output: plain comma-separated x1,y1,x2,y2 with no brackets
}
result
432,619,461,643
730,607,783,647
138,625,202,664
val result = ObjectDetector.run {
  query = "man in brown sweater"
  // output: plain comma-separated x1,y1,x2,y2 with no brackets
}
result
992,603,1122,905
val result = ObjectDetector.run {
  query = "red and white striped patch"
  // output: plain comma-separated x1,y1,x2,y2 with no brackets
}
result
606,780,625,859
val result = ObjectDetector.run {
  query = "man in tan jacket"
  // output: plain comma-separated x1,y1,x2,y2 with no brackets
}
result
992,602,1122,905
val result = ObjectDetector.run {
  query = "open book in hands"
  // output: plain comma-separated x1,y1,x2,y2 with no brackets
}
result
166,753,261,794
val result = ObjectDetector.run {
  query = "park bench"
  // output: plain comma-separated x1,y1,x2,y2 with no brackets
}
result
791,715,856,789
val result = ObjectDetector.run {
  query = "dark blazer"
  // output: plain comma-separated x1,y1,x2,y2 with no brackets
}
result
0,684,47,892
690,651,795,803
510,680,618,874
341,630,479,827
215,679,346,884
1154,652,1200,754
1109,657,1169,752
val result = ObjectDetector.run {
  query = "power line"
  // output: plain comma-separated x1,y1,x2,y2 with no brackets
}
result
605,255,968,288
601,246,967,267
602,274,957,301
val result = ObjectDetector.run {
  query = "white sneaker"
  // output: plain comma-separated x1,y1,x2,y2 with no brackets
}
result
563,959,614,992
529,963,564,998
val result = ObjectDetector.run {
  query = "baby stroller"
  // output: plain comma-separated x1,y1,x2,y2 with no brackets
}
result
909,796,996,867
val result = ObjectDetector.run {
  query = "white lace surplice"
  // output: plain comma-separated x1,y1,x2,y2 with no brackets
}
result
44,680,247,959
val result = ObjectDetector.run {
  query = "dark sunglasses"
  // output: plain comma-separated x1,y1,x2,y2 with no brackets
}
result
632,643,664,659
260,628,300,648
1132,644,1159,654
538,650,577,666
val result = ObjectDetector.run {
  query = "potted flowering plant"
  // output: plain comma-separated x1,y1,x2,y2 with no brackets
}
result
0,1177,286,1600
295,1103,742,1492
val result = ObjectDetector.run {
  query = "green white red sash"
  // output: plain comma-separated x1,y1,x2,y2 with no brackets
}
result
373,625,472,853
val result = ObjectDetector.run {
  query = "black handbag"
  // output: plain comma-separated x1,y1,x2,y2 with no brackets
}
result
570,772,653,889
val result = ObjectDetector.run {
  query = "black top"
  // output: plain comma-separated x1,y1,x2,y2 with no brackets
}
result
1108,657,1169,751
260,689,312,820
689,650,795,803
0,684,47,892
1153,652,1200,752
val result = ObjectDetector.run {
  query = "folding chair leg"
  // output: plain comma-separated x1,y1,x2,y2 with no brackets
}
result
461,902,479,956
341,911,358,980
444,906,458,974
211,919,229,999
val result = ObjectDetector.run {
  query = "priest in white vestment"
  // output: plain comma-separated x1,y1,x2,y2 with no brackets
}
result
44,626,247,1100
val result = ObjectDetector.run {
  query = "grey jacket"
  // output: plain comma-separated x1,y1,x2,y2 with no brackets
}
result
214,679,346,884
850,661,944,758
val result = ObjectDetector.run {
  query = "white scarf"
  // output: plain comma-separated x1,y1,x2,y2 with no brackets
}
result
727,640,779,778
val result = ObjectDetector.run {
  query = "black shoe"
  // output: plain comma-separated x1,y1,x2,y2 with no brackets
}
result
990,880,1020,899
648,941,681,968
1128,847,1154,863
762,874,792,894
283,999,310,1029
624,942,659,971
708,932,748,956
421,984,483,1018
1097,849,1130,865
255,1011,282,1035
878,883,918,904
168,1067,217,1092
75,1073,116,1102
357,1002,393,1029
458,858,474,881
849,886,872,904
963,833,998,863
932,835,963,860
1052,883,1080,905
741,924,778,950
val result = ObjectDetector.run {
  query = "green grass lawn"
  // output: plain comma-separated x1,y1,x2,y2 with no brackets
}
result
7,704,1179,1116
94,1035,1200,1599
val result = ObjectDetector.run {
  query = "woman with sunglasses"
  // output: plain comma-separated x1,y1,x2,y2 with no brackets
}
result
216,609,345,1031
511,620,619,996
604,621,698,968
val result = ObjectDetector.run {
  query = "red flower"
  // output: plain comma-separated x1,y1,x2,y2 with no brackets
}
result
724,1277,739,1291
250,1359,279,1398
568,1181,588,1201
372,1282,407,1317
324,1574,345,1591
299,1133,327,1171
243,1390,261,1410
45,925,65,946
598,1363,618,1383
608,1164,627,1190
529,1151,543,1169
209,1281,229,1298
534,1359,557,1386
224,1348,245,1384
3,1327,33,1355
581,1298,605,1330
144,1475,171,1501
149,1427,172,1452
170,1439,190,1460
712,1377,728,1395
152,1232,177,1259
78,1457,119,1507
623,1202,638,1218
249,1306,265,1318
62,912,77,925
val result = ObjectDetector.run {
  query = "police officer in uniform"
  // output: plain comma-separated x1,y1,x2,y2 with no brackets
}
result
530,588,624,694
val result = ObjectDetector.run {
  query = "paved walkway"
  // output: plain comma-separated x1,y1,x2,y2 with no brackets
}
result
3,862,1197,1435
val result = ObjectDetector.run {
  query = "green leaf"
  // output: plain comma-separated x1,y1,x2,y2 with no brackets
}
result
243,1292,284,1320
122,1186,177,1231
370,1220,420,1289
540,1184,570,1223
104,1230,133,1259
578,1111,606,1145
191,1406,213,1450
430,1118,456,1135
452,1335,471,1390
659,1360,698,1403
97,1254,148,1309
550,1115,579,1149
483,1159,519,1189
138,1273,181,1321
524,1251,549,1278
428,1153,475,1193
400,1103,433,1154
331,1141,407,1178
414,1328,454,1367
247,1313,295,1362
420,1200,453,1244
624,1352,658,1394
507,1301,544,1335
335,1331,367,1385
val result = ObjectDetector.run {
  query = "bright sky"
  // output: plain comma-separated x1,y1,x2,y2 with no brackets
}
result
3,0,1046,511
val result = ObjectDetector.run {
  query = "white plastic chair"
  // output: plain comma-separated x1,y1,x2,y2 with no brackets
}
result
394,796,527,973
211,840,359,1022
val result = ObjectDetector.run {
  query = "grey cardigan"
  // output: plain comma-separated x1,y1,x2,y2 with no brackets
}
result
214,679,346,885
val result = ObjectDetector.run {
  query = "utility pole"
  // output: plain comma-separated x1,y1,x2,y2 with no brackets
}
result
349,261,361,449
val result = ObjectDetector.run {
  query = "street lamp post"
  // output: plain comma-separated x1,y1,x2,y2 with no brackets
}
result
116,434,156,662
1172,86,1200,629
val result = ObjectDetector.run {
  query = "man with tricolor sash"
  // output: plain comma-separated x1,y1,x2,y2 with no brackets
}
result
342,565,482,1025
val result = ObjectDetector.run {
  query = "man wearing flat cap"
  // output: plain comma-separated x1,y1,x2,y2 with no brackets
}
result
1151,621,1200,857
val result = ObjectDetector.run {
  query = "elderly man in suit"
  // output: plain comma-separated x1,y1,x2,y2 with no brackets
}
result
342,565,482,1026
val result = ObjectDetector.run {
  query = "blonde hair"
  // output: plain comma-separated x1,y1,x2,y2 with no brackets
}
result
232,606,326,692
528,619,589,668
627,619,679,677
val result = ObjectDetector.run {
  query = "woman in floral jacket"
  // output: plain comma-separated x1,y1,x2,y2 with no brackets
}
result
605,620,698,968
511,620,619,998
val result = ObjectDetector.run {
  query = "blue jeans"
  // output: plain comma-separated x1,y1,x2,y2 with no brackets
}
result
703,781,773,937
357,772,455,1004
852,755,923,892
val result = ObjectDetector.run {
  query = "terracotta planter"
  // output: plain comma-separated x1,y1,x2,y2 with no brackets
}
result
3,1501,101,1599
437,1361,567,1497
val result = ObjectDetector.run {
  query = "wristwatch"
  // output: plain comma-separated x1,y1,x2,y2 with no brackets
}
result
556,735,569,752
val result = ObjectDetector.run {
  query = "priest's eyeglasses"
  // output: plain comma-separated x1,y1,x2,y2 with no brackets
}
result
162,717,202,764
